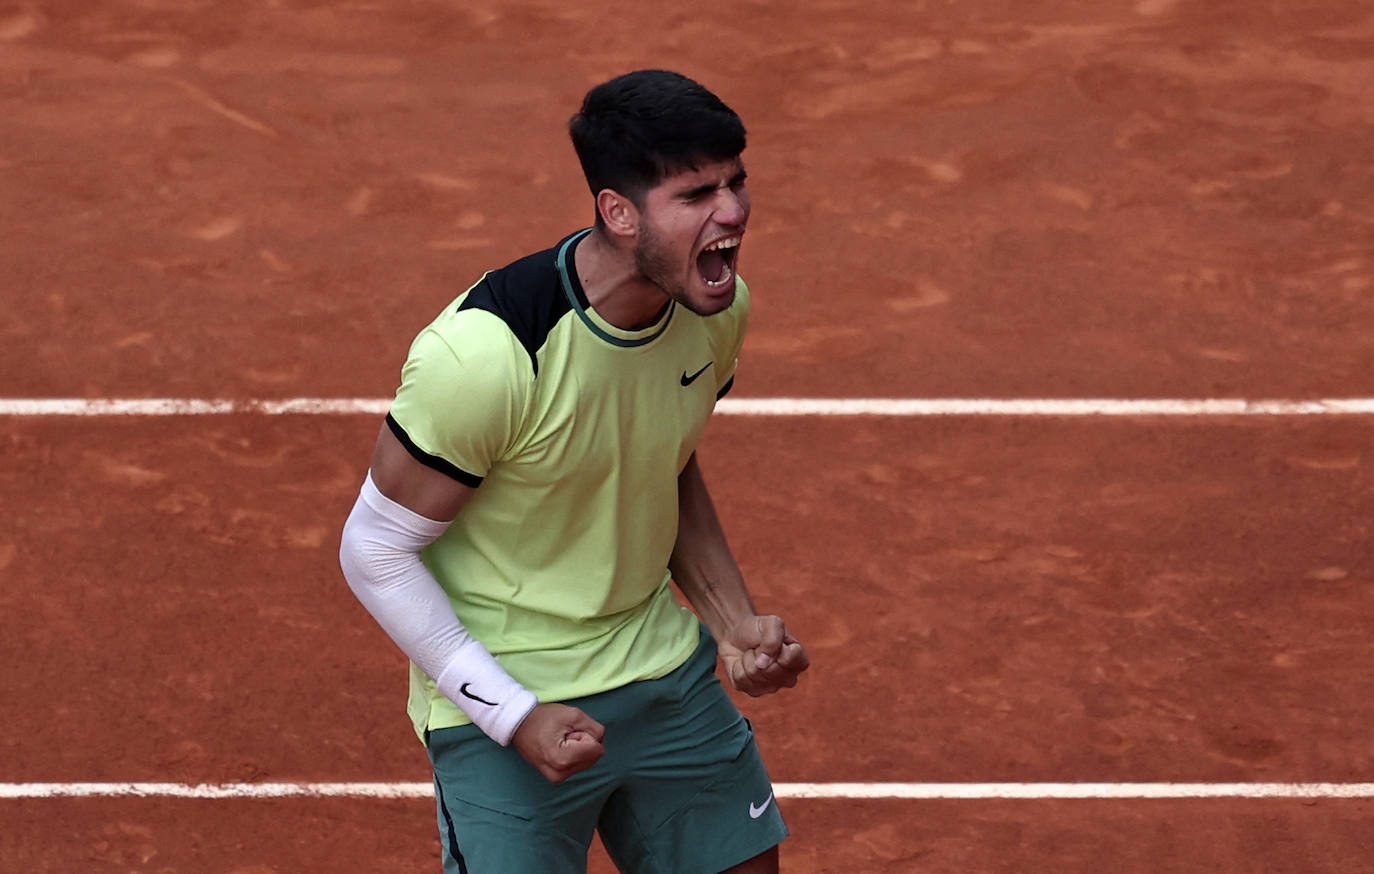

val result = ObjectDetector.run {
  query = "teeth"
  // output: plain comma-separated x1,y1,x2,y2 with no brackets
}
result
704,263,734,288
702,236,739,288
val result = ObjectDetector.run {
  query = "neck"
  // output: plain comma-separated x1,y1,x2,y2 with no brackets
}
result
573,227,671,331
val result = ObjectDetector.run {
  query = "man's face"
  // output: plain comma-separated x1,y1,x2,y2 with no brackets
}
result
632,156,750,317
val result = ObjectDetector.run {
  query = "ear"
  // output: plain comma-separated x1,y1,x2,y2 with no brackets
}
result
596,188,638,239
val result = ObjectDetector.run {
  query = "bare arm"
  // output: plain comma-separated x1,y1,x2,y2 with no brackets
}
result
669,453,809,696
367,421,475,522
668,452,756,639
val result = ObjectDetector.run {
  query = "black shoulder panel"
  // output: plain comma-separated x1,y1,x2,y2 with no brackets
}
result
457,241,574,376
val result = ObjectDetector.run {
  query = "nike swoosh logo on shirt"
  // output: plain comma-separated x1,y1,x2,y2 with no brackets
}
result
459,683,498,707
749,793,774,819
680,363,711,386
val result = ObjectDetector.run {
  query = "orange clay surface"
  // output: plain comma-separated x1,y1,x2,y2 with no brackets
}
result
3,1,1374,872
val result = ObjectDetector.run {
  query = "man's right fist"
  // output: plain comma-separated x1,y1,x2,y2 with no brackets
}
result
511,702,606,783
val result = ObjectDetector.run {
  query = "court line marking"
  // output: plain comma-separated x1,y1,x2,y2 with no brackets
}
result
4,398,1374,416
4,782,1374,800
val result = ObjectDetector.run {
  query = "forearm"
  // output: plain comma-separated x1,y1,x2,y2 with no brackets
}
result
338,473,536,745
668,453,758,639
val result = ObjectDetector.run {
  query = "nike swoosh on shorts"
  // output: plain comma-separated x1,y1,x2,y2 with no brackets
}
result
749,793,774,819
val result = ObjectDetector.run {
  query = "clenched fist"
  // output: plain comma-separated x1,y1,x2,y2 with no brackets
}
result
719,615,809,697
511,703,606,783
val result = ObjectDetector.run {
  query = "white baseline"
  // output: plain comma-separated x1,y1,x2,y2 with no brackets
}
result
3,782,1374,800
5,397,1374,417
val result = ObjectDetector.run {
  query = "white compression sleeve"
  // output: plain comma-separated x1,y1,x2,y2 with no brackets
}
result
338,473,537,746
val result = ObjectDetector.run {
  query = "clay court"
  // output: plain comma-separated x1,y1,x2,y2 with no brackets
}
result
3,0,1374,871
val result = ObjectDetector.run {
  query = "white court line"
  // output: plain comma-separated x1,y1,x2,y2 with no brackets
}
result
4,397,1374,416
4,782,1374,800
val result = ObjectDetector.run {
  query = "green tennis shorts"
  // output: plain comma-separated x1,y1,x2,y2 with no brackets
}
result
425,626,788,874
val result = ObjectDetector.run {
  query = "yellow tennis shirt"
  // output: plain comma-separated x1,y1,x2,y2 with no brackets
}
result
386,229,748,739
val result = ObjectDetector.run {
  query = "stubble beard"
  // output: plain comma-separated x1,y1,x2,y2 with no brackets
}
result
633,222,724,318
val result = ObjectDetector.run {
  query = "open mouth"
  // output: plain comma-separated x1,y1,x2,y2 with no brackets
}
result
696,236,741,290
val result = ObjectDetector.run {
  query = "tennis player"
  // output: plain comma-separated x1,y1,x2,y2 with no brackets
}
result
339,69,808,874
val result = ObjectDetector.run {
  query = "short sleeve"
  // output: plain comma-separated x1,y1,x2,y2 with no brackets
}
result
711,276,751,399
386,310,531,487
